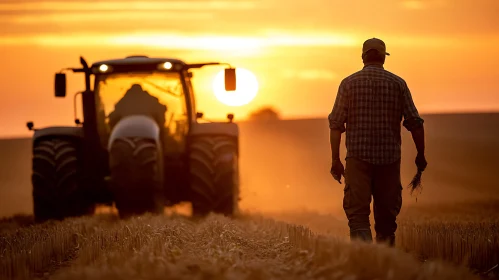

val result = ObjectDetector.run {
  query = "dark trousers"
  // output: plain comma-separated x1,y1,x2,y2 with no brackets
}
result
343,157,402,239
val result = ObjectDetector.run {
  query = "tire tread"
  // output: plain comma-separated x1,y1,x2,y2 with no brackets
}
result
32,138,93,222
189,136,239,217
109,137,163,218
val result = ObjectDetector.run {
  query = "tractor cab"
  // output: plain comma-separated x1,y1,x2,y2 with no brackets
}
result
90,57,192,155
55,56,236,154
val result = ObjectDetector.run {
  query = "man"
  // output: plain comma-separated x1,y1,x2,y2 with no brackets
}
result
108,84,167,130
328,38,427,246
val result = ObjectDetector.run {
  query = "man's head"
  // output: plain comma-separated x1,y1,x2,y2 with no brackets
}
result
128,83,143,92
125,83,146,96
362,38,389,65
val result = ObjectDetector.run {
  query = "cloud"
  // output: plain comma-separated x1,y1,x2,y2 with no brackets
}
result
281,69,337,81
0,1,258,12
3,11,214,24
0,26,487,52
400,0,446,10
401,0,426,10
261,31,357,47
0,1,261,33
0,32,359,50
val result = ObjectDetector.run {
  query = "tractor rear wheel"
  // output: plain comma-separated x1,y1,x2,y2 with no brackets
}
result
32,138,94,223
189,136,239,217
109,137,164,218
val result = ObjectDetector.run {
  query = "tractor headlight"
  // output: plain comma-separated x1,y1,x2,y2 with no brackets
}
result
99,64,109,72
92,64,113,74
158,62,182,71
162,62,173,70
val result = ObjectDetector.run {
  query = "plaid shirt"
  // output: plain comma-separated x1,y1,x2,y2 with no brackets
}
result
328,64,424,165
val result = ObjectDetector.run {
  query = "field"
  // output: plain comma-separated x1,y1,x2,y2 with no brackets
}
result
1,113,499,279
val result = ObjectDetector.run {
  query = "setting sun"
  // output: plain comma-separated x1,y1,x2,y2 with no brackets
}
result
212,68,259,107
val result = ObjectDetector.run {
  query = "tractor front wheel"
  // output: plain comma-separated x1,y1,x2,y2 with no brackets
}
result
32,138,94,223
189,136,240,217
109,137,164,218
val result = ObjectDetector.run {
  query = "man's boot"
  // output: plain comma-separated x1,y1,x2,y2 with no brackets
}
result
350,229,373,243
376,234,395,247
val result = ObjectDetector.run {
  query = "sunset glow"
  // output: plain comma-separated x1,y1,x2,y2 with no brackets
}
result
1,0,499,137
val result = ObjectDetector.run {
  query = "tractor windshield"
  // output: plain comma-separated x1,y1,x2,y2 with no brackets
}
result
95,71,189,153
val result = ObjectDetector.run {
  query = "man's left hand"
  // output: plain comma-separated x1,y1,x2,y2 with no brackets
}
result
330,159,345,184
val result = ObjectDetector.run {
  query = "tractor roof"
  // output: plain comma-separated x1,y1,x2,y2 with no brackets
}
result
91,55,187,68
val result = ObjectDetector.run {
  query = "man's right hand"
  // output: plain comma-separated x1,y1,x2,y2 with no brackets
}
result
415,153,427,171
330,158,345,184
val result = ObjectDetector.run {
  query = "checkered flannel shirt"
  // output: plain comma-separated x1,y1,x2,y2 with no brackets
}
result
328,65,424,165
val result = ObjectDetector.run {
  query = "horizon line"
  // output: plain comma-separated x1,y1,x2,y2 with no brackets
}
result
1,110,498,140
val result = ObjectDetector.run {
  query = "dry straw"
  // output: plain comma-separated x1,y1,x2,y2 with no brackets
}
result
0,211,486,280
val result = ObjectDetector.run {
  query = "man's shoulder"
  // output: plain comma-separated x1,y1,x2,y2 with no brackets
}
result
338,71,361,89
341,67,407,86
341,70,363,83
381,69,407,85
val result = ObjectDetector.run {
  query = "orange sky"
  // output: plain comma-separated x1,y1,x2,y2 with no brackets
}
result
1,0,499,137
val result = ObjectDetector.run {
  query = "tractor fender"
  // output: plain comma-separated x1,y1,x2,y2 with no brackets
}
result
33,126,83,143
108,115,162,150
189,122,239,137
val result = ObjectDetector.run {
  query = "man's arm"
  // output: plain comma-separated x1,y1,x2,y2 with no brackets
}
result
330,129,342,160
328,81,348,160
401,81,427,170
410,126,425,155
328,81,348,183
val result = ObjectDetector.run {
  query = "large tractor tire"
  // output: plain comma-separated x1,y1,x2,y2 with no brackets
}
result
189,136,240,217
32,138,94,223
109,137,164,219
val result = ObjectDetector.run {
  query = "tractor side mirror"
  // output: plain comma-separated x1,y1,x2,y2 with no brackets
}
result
26,121,34,131
224,68,236,91
55,73,67,98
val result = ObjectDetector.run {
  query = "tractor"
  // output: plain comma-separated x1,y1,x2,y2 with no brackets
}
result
26,55,241,222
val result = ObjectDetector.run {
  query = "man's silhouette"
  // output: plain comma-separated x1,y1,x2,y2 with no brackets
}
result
108,84,167,130
328,38,427,246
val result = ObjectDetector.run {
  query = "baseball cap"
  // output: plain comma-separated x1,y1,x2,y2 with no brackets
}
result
362,38,390,56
